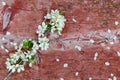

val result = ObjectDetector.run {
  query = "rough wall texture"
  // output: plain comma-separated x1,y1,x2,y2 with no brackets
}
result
0,0,120,80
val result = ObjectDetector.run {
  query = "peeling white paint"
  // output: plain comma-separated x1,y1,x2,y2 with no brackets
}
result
63,63,68,68
89,39,95,43
108,78,112,80
5,49,9,53
89,77,92,80
2,37,5,41
56,58,60,62
113,76,117,80
60,78,64,80
75,72,79,76
94,52,98,61
107,29,111,33
113,36,117,40
111,73,114,77
106,47,110,50
105,62,110,66
75,45,81,51
115,21,119,26
0,45,4,49
6,31,11,36
117,52,120,57
110,41,114,44
72,18,77,23
2,1,6,6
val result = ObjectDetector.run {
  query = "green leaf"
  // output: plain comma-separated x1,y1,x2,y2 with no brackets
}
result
23,40,33,49
59,12,64,15
29,56,35,63
45,22,51,30
55,27,59,32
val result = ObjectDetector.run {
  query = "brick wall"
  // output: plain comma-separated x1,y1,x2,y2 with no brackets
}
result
0,0,120,80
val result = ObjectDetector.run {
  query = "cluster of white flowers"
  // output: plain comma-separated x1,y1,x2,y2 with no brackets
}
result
36,10,66,50
5,51,25,73
5,39,39,73
44,10,66,35
5,9,66,77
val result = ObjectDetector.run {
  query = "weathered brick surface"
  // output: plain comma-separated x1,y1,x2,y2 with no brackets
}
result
0,0,120,80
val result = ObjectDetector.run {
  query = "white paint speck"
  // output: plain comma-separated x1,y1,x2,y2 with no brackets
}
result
56,58,60,62
75,72,79,76
110,73,114,77
108,78,112,80
2,37,5,41
2,1,6,6
14,46,18,50
105,62,110,66
106,47,110,50
115,21,119,26
113,36,117,40
72,18,77,23
60,78,64,80
63,63,68,68
113,76,117,80
5,49,9,53
13,42,17,46
75,45,81,51
89,77,92,80
117,52,120,57
89,39,95,43
110,41,114,44
94,52,98,61
101,43,105,47
29,63,32,67
10,42,13,45
10,42,18,49
94,52,98,57
107,29,111,33
6,31,11,35
0,45,4,49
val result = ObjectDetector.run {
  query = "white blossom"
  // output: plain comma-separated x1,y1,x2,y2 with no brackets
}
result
17,65,24,73
51,25,56,33
32,40,39,51
20,53,28,61
36,22,47,37
11,65,16,73
29,63,33,67
38,37,49,50
10,53,20,63
44,9,66,35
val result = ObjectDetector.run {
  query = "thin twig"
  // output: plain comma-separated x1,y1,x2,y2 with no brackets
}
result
35,53,40,65
3,71,12,80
